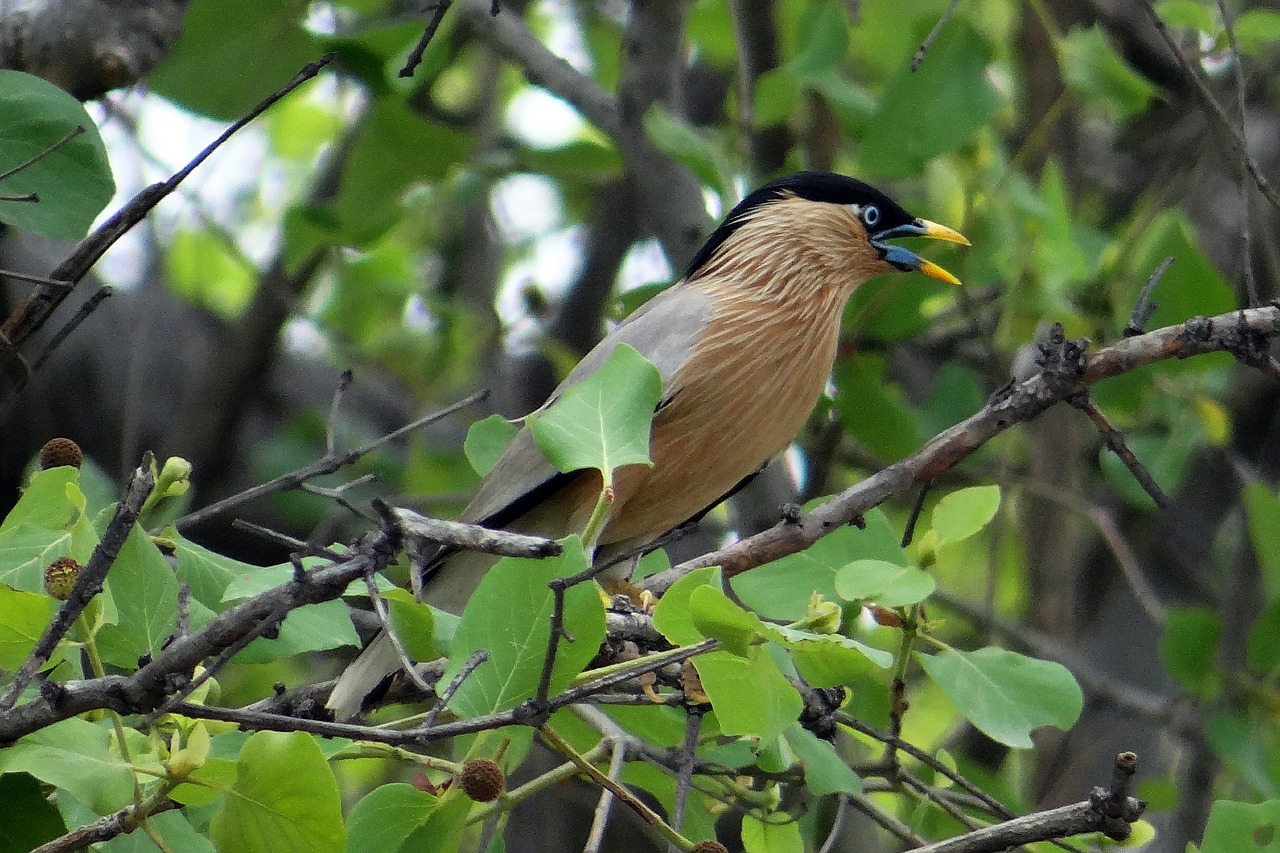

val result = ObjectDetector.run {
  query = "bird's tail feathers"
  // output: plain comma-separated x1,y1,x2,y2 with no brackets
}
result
326,631,399,720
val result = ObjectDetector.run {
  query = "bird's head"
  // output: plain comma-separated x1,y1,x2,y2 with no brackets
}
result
685,172,969,292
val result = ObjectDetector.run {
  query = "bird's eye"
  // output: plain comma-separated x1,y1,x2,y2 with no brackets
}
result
862,205,880,228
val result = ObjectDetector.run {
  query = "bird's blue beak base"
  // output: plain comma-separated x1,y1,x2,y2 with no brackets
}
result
872,218,969,286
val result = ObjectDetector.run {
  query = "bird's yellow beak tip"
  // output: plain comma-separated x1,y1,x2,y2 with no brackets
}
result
918,218,971,247
918,259,962,287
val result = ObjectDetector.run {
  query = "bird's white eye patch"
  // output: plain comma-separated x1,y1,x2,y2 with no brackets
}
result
862,204,880,228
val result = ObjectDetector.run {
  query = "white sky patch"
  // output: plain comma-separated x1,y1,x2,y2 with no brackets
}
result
490,173,563,241
495,225,584,328
618,238,672,291
505,88,585,149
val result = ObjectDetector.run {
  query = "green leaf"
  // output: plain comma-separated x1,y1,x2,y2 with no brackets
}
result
345,783,437,853
443,536,606,716
689,584,765,657
1245,483,1280,601
0,71,114,239
166,228,257,317
641,105,728,195
0,586,55,670
652,567,718,646
211,560,359,663
96,524,179,668
210,731,345,853
1061,26,1158,120
0,467,94,592
931,485,1002,549
832,355,922,459
0,773,65,851
858,20,1001,177
1155,0,1214,31
734,507,908,622
784,724,861,796
384,588,437,662
1122,211,1235,334
0,718,134,814
1159,606,1221,697
1236,9,1280,54
1199,798,1280,853
741,810,804,853
331,98,472,245
1249,597,1280,677
527,343,663,481
464,414,519,476
834,559,935,607
917,646,1083,748
693,646,803,743
753,68,802,126
791,0,850,76
1204,713,1278,799
148,0,322,120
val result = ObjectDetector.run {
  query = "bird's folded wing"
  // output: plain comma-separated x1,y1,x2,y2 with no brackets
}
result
459,284,715,529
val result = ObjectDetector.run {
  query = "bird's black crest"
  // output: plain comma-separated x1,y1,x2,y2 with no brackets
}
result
683,172,917,278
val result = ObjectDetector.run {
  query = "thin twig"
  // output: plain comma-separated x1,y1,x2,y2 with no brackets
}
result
912,0,962,70
0,57,334,378
1124,256,1173,336
173,390,487,531
425,649,488,729
583,737,629,853
0,125,85,183
30,286,113,372
0,454,156,712
327,369,353,455
399,1,453,78
1216,0,1259,307
364,570,434,695
668,708,703,851
1070,394,1170,507
1140,1,1280,211
0,268,73,288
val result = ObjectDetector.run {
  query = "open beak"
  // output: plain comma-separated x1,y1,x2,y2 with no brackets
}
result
871,218,969,286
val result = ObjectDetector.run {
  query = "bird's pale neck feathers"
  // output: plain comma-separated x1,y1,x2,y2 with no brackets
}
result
686,194,891,317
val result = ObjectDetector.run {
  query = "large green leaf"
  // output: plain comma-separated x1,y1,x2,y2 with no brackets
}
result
1244,483,1280,601
785,724,861,796
210,731,345,853
96,525,179,668
0,773,65,852
345,783,437,853
443,537,606,716
527,343,662,481
858,20,1001,177
1199,799,1280,853
0,71,114,239
834,559,935,607
148,0,321,120
931,485,1001,549
0,586,55,671
693,646,803,743
1159,606,1222,698
917,646,1082,748
0,718,134,814
1061,26,1157,121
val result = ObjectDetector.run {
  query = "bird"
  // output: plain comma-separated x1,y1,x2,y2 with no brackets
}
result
327,171,968,718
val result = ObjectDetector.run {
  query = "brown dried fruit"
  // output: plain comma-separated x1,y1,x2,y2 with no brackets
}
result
691,841,729,853
39,438,83,470
44,557,83,600
458,758,504,802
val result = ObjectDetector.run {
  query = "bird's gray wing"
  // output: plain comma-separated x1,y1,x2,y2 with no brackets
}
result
459,283,715,528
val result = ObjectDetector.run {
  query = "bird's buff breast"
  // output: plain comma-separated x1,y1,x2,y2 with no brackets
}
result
600,299,842,548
